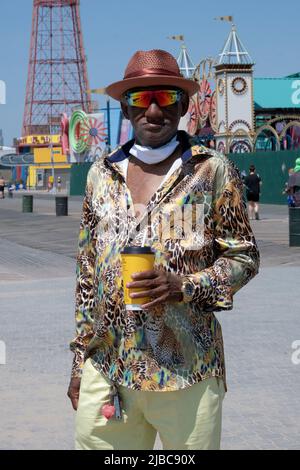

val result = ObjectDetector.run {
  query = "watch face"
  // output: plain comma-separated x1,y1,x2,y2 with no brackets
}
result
186,283,194,296
184,281,195,299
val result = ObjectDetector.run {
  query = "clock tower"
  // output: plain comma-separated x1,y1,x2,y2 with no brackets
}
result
214,25,255,153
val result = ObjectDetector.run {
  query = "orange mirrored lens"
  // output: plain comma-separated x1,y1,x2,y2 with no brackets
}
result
126,90,181,108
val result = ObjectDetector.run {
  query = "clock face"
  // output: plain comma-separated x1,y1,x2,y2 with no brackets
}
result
218,78,225,96
231,77,247,95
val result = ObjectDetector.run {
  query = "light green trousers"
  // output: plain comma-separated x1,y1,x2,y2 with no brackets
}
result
75,359,226,450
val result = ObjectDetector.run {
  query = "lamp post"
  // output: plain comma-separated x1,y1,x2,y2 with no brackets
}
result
106,97,111,153
50,123,56,194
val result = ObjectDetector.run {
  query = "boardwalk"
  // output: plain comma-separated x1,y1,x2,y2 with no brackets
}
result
0,194,299,449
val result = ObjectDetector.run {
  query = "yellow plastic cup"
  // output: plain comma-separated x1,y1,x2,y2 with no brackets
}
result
121,246,155,311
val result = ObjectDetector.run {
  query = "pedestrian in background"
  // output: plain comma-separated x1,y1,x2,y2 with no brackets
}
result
244,165,262,220
57,176,62,193
0,175,5,199
8,182,15,199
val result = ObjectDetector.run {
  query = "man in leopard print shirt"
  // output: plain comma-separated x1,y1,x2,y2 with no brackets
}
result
68,50,260,450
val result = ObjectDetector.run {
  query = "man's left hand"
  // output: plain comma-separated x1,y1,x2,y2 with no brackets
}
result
126,269,183,309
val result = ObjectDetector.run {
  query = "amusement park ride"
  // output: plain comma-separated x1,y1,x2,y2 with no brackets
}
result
13,0,107,187
22,0,92,138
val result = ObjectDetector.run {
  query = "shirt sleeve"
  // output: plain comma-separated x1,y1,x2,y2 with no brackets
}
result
69,169,98,378
185,158,260,312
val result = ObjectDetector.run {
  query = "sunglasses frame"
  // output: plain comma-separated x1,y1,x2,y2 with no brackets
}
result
124,89,184,108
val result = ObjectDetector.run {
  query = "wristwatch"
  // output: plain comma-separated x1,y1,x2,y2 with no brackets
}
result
181,277,196,303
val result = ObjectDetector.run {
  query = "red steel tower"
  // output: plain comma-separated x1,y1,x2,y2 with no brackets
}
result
22,0,92,137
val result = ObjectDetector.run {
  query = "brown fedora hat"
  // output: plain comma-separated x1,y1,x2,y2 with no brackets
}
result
105,49,199,101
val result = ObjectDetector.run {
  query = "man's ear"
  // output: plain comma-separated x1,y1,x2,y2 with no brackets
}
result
181,92,190,117
121,101,130,120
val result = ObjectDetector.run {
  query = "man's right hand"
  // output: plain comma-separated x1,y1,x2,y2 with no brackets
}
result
67,377,81,411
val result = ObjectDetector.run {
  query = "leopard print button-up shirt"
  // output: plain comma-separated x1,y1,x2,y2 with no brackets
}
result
70,132,260,391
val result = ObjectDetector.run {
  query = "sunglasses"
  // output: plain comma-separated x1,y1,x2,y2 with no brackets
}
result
124,89,183,108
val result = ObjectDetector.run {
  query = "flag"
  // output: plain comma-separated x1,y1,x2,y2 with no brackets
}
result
214,16,233,22
167,35,184,41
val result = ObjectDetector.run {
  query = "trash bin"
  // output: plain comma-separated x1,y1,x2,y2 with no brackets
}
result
56,196,68,216
289,207,300,247
22,195,33,213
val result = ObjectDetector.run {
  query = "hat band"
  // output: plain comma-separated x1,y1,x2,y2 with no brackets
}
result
124,68,181,79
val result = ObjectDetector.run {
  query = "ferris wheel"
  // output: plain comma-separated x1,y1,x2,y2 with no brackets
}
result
209,91,218,133
187,93,200,135
198,78,212,125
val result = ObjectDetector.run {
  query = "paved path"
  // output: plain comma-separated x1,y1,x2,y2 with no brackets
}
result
0,195,299,449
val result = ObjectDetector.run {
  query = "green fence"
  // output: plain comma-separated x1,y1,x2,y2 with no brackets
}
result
70,163,92,196
228,150,298,205
70,151,299,204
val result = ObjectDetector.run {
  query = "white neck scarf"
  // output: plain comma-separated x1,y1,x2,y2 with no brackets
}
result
130,136,179,165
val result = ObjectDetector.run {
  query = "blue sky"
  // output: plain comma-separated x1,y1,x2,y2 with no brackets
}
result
0,0,299,146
